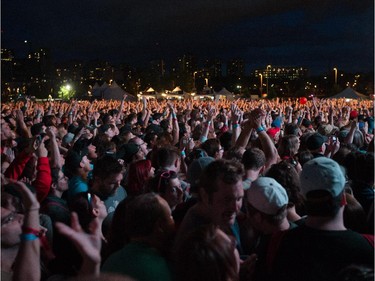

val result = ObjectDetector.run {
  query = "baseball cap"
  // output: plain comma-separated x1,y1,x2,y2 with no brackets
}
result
267,127,280,139
246,177,289,215
187,157,215,192
350,110,358,119
306,133,328,150
117,143,140,164
64,149,88,171
317,124,334,136
300,157,345,198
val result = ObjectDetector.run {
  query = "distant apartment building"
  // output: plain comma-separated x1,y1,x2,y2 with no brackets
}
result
227,59,244,77
254,65,308,80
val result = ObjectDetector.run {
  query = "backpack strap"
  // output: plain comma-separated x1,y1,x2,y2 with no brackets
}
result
361,234,375,248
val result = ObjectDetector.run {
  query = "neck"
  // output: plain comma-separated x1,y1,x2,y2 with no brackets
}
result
263,218,290,235
245,169,260,181
50,188,63,198
305,207,346,231
1,247,19,272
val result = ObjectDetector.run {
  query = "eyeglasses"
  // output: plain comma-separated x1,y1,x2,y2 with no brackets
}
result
1,211,17,226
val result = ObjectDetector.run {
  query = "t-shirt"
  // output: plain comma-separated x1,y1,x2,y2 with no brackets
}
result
67,176,88,200
102,242,172,281
268,225,374,281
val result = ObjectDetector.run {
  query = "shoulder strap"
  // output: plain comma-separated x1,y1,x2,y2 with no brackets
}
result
361,234,375,248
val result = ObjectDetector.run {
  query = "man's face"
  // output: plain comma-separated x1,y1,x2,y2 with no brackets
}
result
87,144,97,159
80,156,92,172
133,137,148,156
204,179,244,228
56,170,69,192
1,207,23,247
161,178,183,210
97,172,123,197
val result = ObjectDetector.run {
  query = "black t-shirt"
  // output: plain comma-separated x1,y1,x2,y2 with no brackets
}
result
268,225,374,281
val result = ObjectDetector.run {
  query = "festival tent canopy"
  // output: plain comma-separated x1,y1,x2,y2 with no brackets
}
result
214,87,233,96
172,86,183,93
329,87,368,99
103,81,136,101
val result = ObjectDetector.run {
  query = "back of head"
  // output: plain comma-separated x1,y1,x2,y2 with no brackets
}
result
266,161,303,210
187,157,215,193
124,193,164,238
242,147,266,171
156,146,179,168
277,135,300,157
174,224,238,281
200,159,244,201
300,157,346,216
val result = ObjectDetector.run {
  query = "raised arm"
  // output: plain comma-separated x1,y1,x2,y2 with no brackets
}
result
11,180,41,281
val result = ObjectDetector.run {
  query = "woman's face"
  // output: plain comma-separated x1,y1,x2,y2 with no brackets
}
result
148,166,155,178
161,178,183,210
91,194,107,220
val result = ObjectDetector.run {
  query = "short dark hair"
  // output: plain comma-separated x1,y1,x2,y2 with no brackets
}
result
242,148,266,170
93,155,123,180
156,146,179,168
200,159,244,202
201,138,221,158
124,193,165,238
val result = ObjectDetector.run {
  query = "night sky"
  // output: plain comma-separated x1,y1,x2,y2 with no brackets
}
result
2,0,374,75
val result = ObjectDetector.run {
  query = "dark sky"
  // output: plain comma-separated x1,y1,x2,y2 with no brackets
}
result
2,0,374,75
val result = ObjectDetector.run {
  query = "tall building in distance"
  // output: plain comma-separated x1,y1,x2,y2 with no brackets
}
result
176,54,197,74
150,59,166,78
204,59,223,78
254,65,308,80
227,59,244,77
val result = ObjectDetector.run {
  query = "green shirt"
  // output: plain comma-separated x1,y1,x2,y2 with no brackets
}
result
102,241,172,281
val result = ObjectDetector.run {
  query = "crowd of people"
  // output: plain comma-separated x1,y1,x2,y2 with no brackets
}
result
1,95,374,281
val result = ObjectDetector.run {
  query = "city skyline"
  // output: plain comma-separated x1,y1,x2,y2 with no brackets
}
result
2,0,374,75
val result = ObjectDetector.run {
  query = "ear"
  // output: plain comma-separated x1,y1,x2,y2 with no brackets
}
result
79,160,85,168
259,165,266,175
91,207,99,218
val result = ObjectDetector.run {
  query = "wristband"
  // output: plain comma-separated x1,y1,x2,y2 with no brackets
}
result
207,121,212,125
181,150,186,157
20,233,39,241
172,113,177,119
256,126,264,133
233,124,240,129
173,118,177,121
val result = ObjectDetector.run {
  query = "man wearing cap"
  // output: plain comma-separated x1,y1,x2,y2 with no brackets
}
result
268,157,374,281
245,177,294,281
64,149,92,201
306,132,328,158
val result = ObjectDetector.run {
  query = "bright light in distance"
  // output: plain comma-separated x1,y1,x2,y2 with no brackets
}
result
66,84,71,90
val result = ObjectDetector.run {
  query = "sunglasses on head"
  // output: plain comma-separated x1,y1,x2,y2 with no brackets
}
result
157,170,176,193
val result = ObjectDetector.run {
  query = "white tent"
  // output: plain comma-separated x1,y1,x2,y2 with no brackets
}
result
329,87,368,99
172,86,183,93
103,81,136,101
213,87,235,100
